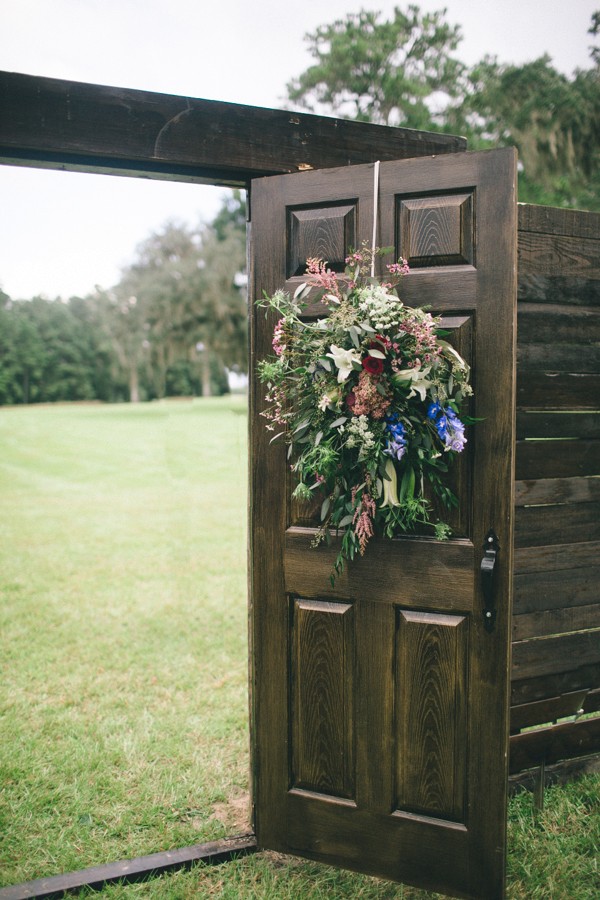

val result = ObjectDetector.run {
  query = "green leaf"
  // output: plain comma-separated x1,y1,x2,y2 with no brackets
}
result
320,496,331,521
330,416,348,428
293,282,310,300
400,466,415,502
319,357,332,372
314,430,323,446
348,325,361,348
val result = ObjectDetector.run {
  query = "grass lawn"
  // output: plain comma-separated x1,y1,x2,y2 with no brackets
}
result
0,397,598,898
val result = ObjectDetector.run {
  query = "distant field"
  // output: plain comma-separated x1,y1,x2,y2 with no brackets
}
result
1,398,598,898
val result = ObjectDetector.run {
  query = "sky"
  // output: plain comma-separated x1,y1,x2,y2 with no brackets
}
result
1,0,597,300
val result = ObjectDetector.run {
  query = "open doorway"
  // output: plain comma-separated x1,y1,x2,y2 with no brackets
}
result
0,167,251,886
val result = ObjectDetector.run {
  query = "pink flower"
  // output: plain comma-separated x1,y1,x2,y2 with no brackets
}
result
352,488,376,555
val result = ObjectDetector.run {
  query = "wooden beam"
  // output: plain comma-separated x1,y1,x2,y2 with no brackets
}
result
509,717,600,773
0,72,466,186
0,834,258,900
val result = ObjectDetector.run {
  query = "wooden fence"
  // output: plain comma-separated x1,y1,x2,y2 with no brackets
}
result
509,204,600,780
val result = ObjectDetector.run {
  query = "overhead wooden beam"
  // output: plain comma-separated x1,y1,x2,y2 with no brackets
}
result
0,71,466,186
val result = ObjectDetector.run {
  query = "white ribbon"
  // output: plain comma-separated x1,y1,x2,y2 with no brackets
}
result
371,160,380,277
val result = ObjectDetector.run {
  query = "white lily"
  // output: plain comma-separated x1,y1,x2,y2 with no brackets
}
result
327,344,361,383
380,458,401,508
394,365,432,402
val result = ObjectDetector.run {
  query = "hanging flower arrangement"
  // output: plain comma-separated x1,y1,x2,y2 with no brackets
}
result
257,244,473,584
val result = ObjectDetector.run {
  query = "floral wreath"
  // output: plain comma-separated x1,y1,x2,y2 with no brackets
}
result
257,244,473,584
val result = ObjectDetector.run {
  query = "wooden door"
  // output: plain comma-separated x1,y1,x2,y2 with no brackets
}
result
249,149,517,899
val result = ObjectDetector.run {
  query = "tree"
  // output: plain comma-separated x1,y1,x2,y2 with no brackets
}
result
460,51,600,209
113,193,247,400
286,5,467,130
287,6,600,211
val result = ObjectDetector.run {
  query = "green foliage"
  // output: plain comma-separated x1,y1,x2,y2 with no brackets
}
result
0,192,248,405
287,5,467,129
461,53,600,210
287,6,600,211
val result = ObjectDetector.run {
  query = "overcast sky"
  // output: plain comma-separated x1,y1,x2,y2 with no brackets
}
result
1,0,597,300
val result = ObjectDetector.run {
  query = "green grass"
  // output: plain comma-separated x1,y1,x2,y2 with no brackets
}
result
0,397,598,898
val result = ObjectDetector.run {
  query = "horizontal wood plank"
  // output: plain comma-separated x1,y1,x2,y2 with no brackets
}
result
284,529,474,608
516,412,600,440
517,342,600,373
583,689,600,715
513,603,600,640
512,631,600,680
514,567,600,614
509,754,600,793
516,441,600,479
517,303,600,344
511,663,600,706
518,204,600,240
515,503,600,548
514,476,600,506
516,374,600,410
0,71,466,186
518,274,600,307
510,690,590,731
514,541,600,575
518,231,600,279
509,717,600,773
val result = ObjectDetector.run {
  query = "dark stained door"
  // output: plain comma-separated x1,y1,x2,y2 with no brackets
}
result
249,149,517,899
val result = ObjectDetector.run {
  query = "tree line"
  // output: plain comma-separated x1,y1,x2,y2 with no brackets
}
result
0,192,247,405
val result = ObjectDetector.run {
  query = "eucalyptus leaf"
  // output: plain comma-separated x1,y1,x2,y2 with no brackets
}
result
348,325,360,349
331,416,348,428
368,349,386,359
320,496,331,521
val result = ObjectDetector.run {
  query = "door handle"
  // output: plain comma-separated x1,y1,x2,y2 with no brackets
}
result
481,529,499,632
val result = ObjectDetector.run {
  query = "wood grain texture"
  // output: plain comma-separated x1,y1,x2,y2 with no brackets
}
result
395,611,468,822
518,274,600,307
510,690,590,731
516,440,600,479
0,71,466,185
291,598,355,798
511,663,600,707
518,204,600,240
509,717,600,773
516,374,600,410
514,475,600,506
514,566,600,614
514,502,600,548
513,603,600,641
516,412,600,440
512,631,600,680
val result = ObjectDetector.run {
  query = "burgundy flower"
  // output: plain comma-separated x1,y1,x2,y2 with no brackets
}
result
362,356,384,376
346,391,356,409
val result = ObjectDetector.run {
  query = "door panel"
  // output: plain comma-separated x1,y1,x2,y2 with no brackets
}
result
249,149,517,899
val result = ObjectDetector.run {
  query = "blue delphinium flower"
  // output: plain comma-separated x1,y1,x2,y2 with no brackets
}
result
384,413,407,460
428,403,466,452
